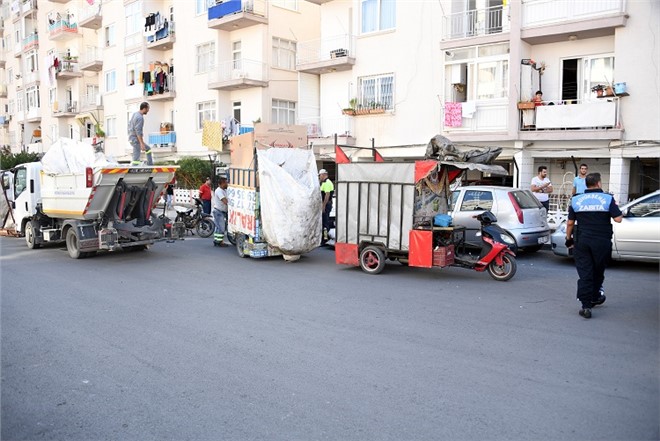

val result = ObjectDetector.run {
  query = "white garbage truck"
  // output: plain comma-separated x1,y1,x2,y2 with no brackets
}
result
2,140,182,258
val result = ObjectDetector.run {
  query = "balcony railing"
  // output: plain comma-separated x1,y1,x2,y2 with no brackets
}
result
296,34,356,74
79,1,102,29
522,0,625,28
519,98,619,131
21,33,39,51
13,0,38,21
148,131,176,146
81,92,102,109
208,0,267,31
146,21,175,50
80,46,103,71
22,70,40,85
208,59,268,90
48,19,79,40
443,4,509,40
443,100,508,132
56,56,82,78
53,101,78,116
144,75,176,100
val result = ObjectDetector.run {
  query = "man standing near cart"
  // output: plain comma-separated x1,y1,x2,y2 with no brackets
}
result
128,102,153,166
212,177,229,247
319,169,334,243
199,177,212,215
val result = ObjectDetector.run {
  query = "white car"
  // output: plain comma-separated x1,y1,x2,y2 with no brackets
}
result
551,190,660,262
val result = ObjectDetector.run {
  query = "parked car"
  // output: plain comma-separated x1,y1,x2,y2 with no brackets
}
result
450,186,550,251
551,190,660,262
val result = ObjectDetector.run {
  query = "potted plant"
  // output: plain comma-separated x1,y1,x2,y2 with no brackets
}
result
591,84,605,97
95,124,105,138
342,98,357,116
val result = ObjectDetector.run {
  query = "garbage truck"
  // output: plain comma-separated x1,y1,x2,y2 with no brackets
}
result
2,139,182,258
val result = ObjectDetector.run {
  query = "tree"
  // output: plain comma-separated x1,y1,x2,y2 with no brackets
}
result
175,157,214,189
0,149,42,170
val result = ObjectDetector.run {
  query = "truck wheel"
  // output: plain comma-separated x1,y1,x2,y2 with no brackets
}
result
235,234,248,258
66,228,82,259
360,245,386,275
196,219,214,238
487,254,517,281
25,220,41,249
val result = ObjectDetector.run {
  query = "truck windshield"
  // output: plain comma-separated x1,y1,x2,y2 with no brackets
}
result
510,190,541,208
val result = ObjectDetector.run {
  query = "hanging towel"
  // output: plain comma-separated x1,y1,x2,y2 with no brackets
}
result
462,101,477,118
202,121,223,151
444,102,462,127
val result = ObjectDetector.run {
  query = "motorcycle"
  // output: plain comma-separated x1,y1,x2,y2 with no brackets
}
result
174,197,215,238
452,211,517,281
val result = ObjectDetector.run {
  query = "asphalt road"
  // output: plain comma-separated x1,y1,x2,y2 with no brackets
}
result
1,235,658,441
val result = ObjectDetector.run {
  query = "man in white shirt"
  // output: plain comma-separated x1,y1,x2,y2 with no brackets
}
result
212,177,229,247
531,166,553,211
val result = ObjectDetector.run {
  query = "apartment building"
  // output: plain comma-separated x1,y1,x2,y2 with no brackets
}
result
300,0,659,203
0,0,320,164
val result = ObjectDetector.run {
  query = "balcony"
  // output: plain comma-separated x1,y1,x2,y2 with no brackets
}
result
208,0,267,31
21,33,39,52
79,2,102,30
0,85,7,98
80,46,103,71
518,98,623,140
148,131,177,153
298,115,356,148
80,92,102,111
22,70,40,85
442,100,509,139
146,22,175,50
25,106,41,122
52,101,78,117
442,4,509,41
48,19,79,41
297,34,356,75
521,0,627,44
145,75,176,101
56,57,83,79
208,59,268,90
13,0,38,23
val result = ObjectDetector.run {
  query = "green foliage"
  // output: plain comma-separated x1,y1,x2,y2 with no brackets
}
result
175,157,214,189
0,150,42,170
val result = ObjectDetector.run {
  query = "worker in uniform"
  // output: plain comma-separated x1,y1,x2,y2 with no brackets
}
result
319,169,334,244
565,173,622,319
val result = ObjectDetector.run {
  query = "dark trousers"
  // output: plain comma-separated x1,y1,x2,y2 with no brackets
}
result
322,205,332,232
574,235,611,308
202,199,211,215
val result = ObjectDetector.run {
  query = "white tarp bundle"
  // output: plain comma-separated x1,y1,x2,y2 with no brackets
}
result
257,148,321,257
41,138,116,175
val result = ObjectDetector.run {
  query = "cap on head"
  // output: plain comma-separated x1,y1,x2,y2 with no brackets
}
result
318,169,328,175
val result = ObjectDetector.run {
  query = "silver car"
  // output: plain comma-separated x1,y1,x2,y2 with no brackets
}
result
551,190,660,262
450,186,551,251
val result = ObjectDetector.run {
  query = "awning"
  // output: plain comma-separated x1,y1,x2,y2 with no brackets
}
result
75,112,98,125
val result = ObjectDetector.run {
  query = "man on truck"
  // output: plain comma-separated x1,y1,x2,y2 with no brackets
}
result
128,102,152,166
319,169,334,243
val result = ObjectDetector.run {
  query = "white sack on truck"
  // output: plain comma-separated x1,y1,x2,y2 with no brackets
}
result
41,138,117,174
257,148,322,256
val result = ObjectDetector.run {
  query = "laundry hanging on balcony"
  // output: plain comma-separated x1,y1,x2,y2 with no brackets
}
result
202,121,223,151
461,101,476,119
444,102,463,127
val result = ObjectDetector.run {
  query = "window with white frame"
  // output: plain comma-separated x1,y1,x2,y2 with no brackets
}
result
26,86,39,110
8,100,15,115
17,93,24,113
361,0,396,34
125,1,142,49
272,0,298,11
196,42,215,74
196,101,216,131
357,73,394,110
126,52,141,86
104,70,117,93
105,116,117,138
196,0,213,15
49,87,56,106
232,40,242,70
272,37,296,70
50,125,58,143
559,54,614,102
24,49,38,73
272,99,296,124
105,23,116,47
443,43,509,102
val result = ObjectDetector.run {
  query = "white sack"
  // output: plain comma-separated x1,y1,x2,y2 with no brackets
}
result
257,148,322,255
41,138,117,174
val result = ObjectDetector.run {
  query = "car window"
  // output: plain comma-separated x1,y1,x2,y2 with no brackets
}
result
450,190,459,210
628,194,660,217
510,190,540,208
459,190,493,211
14,168,27,198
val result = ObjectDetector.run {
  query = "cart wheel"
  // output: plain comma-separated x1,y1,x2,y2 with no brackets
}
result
66,228,82,259
360,245,386,275
235,234,248,258
487,254,517,281
25,220,41,249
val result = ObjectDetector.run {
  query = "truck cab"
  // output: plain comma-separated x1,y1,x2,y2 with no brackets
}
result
9,163,42,234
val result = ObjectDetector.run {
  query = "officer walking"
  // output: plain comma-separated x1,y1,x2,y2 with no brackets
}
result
565,173,622,319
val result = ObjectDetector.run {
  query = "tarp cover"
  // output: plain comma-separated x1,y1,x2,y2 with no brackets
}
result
257,148,321,256
41,138,117,175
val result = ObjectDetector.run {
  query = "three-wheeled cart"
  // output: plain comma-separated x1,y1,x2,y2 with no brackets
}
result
334,148,515,279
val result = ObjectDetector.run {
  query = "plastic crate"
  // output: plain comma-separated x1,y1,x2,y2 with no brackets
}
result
433,245,454,267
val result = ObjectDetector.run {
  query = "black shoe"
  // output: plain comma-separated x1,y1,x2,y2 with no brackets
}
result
218,243,229,247
592,295,606,306
579,308,592,319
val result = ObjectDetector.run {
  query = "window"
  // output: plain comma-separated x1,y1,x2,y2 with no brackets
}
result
232,41,242,69
126,52,142,86
14,168,27,198
272,99,296,124
510,190,540,209
50,125,58,143
104,24,116,47
105,116,117,138
7,68,13,85
24,49,38,73
197,101,216,131
561,54,614,102
361,0,396,34
125,2,142,49
629,194,660,217
357,74,394,110
272,37,296,70
233,101,242,124
196,42,215,74
196,0,212,15
26,86,40,110
444,43,509,102
104,70,116,93
459,190,493,211
49,88,56,106
272,0,298,11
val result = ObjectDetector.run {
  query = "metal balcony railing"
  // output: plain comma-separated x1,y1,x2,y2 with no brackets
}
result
21,33,39,51
208,59,268,83
443,4,509,40
297,34,356,65
81,46,102,64
522,0,626,28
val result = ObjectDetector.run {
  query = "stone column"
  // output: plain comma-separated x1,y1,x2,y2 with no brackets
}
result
513,141,533,189
609,156,630,204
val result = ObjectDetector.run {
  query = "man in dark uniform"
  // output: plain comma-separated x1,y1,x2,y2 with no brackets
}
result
565,173,623,319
